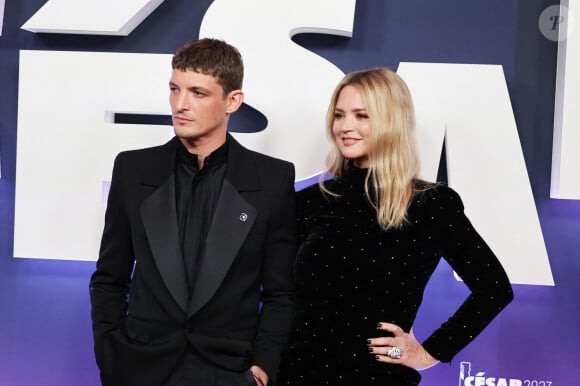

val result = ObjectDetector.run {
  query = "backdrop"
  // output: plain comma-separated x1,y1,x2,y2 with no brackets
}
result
1,1,579,385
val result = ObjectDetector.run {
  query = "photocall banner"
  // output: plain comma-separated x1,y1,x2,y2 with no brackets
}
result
0,0,578,385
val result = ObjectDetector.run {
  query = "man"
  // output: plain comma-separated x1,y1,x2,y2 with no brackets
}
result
89,38,297,386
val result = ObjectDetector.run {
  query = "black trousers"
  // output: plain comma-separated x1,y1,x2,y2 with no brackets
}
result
162,346,257,386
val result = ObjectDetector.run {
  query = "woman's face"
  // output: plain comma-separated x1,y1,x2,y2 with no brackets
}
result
332,85,371,168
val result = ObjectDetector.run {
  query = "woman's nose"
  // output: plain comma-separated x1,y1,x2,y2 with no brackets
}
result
338,117,355,132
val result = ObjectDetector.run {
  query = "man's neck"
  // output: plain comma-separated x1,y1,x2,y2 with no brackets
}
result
179,134,227,169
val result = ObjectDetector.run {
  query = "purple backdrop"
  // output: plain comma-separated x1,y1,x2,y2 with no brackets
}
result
1,1,579,385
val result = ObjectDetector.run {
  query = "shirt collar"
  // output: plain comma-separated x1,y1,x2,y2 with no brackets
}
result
176,137,229,172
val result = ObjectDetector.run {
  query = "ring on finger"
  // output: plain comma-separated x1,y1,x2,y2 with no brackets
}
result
387,346,402,359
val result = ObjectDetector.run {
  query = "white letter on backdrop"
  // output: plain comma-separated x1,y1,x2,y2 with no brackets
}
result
0,0,5,36
14,1,357,260
14,50,173,260
14,0,556,287
551,1,580,199
398,62,554,286
21,0,164,35
199,0,356,181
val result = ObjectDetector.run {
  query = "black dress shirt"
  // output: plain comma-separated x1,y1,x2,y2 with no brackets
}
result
174,139,228,291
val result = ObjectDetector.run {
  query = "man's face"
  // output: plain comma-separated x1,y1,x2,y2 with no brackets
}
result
169,69,240,149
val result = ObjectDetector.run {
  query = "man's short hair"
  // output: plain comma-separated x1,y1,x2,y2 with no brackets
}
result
172,38,244,97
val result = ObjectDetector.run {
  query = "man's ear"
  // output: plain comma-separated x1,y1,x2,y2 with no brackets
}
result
225,90,244,114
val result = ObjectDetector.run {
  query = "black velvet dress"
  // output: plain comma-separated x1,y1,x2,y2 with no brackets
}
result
276,167,513,385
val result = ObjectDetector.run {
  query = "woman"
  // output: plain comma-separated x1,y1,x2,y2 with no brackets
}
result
276,68,513,385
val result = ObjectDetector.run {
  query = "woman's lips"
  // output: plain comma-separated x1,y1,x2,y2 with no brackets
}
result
341,137,361,146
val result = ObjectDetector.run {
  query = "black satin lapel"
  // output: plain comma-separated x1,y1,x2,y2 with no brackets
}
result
188,179,257,317
140,174,189,312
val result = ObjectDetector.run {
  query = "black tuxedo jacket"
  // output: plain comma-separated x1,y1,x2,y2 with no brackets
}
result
89,134,297,386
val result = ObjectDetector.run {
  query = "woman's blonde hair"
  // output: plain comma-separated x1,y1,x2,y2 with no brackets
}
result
321,67,420,229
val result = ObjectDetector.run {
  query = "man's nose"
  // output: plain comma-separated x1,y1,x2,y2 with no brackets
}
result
174,92,189,111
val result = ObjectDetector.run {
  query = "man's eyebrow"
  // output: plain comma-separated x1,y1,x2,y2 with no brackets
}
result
188,86,211,93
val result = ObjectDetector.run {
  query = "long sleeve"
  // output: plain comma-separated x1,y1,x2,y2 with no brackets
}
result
89,153,135,368
253,162,298,381
421,186,513,362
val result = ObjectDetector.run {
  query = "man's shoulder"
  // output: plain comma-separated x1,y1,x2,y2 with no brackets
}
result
231,140,293,174
245,148,292,168
115,138,176,163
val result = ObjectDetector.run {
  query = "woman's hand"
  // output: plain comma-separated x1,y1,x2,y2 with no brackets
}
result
367,322,439,370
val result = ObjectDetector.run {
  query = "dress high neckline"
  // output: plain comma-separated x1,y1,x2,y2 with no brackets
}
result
343,165,369,188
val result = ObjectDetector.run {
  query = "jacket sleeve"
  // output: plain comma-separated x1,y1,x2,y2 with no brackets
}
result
89,153,135,369
421,185,514,362
252,161,298,382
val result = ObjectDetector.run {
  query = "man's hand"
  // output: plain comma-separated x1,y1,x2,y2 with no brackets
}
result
250,365,268,386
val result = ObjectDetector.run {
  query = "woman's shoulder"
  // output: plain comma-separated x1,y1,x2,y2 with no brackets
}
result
296,178,345,216
297,181,327,208
411,180,464,211
297,178,344,200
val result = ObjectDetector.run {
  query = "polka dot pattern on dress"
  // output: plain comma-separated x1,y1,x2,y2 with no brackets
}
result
277,167,513,386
